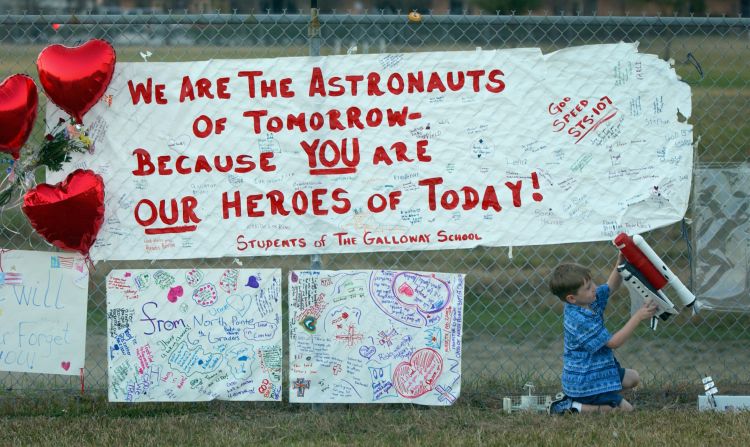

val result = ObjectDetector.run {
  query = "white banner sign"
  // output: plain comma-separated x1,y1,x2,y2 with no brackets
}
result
289,270,464,405
0,250,88,375
106,268,282,402
51,43,693,260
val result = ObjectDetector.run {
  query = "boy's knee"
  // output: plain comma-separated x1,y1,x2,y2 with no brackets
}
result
622,369,640,389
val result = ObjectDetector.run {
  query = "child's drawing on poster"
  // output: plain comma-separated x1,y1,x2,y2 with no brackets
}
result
0,249,88,375
289,270,464,405
106,268,282,402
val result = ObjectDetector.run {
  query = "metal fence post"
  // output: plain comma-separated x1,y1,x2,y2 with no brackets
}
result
308,2,324,411
308,3,321,57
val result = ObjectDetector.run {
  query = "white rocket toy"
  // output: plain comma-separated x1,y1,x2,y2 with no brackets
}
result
614,233,695,330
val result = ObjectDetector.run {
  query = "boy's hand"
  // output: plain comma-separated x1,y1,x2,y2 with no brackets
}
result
617,252,625,266
608,299,658,349
634,300,658,321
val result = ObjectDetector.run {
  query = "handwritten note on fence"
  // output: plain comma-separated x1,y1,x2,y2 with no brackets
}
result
106,268,282,402
289,270,464,405
0,250,88,375
49,43,692,260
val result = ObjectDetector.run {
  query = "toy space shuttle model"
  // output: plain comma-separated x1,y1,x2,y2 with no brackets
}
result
614,233,696,330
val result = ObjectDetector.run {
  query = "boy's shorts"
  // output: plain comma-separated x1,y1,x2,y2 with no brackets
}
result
571,367,626,408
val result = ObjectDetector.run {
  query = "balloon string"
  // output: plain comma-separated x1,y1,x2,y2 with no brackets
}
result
84,254,96,273
0,249,9,272
0,163,21,208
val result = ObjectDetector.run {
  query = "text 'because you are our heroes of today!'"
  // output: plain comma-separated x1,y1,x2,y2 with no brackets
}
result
121,64,543,240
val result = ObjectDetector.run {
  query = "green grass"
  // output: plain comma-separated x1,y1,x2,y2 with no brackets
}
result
3,408,749,447
2,388,750,446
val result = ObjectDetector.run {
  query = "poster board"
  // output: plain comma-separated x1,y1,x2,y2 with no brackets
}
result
0,249,88,375
106,268,282,402
289,270,464,405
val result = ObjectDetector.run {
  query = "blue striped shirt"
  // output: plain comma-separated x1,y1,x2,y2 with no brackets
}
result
561,284,622,397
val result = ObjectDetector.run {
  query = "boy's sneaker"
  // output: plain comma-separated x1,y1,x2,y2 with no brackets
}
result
547,392,578,415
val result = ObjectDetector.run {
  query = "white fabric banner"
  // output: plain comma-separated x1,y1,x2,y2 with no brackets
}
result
50,43,693,260
106,268,282,402
289,270,465,405
0,250,88,375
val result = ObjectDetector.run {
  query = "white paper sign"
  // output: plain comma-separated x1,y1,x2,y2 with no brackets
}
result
289,270,465,405
49,43,692,260
106,268,282,402
0,249,88,375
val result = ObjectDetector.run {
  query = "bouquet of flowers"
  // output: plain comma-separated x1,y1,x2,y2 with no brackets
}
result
0,117,92,208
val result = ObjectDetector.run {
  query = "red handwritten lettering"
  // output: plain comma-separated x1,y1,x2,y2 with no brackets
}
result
134,197,202,234
222,188,351,219
127,78,167,105
236,235,307,251
131,149,276,176
242,106,419,134
418,174,540,211
307,67,507,97
300,138,360,175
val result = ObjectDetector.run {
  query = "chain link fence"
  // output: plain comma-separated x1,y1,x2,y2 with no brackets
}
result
1,12,749,404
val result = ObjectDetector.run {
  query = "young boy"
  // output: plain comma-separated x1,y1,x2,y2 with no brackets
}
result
547,254,658,414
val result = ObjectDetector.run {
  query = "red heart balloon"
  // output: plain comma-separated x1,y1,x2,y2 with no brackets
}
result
22,169,105,256
0,74,38,160
37,39,116,124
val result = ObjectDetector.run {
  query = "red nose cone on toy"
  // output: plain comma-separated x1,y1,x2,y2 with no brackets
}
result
614,233,668,289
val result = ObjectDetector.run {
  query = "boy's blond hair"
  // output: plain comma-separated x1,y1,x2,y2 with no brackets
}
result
549,263,592,301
